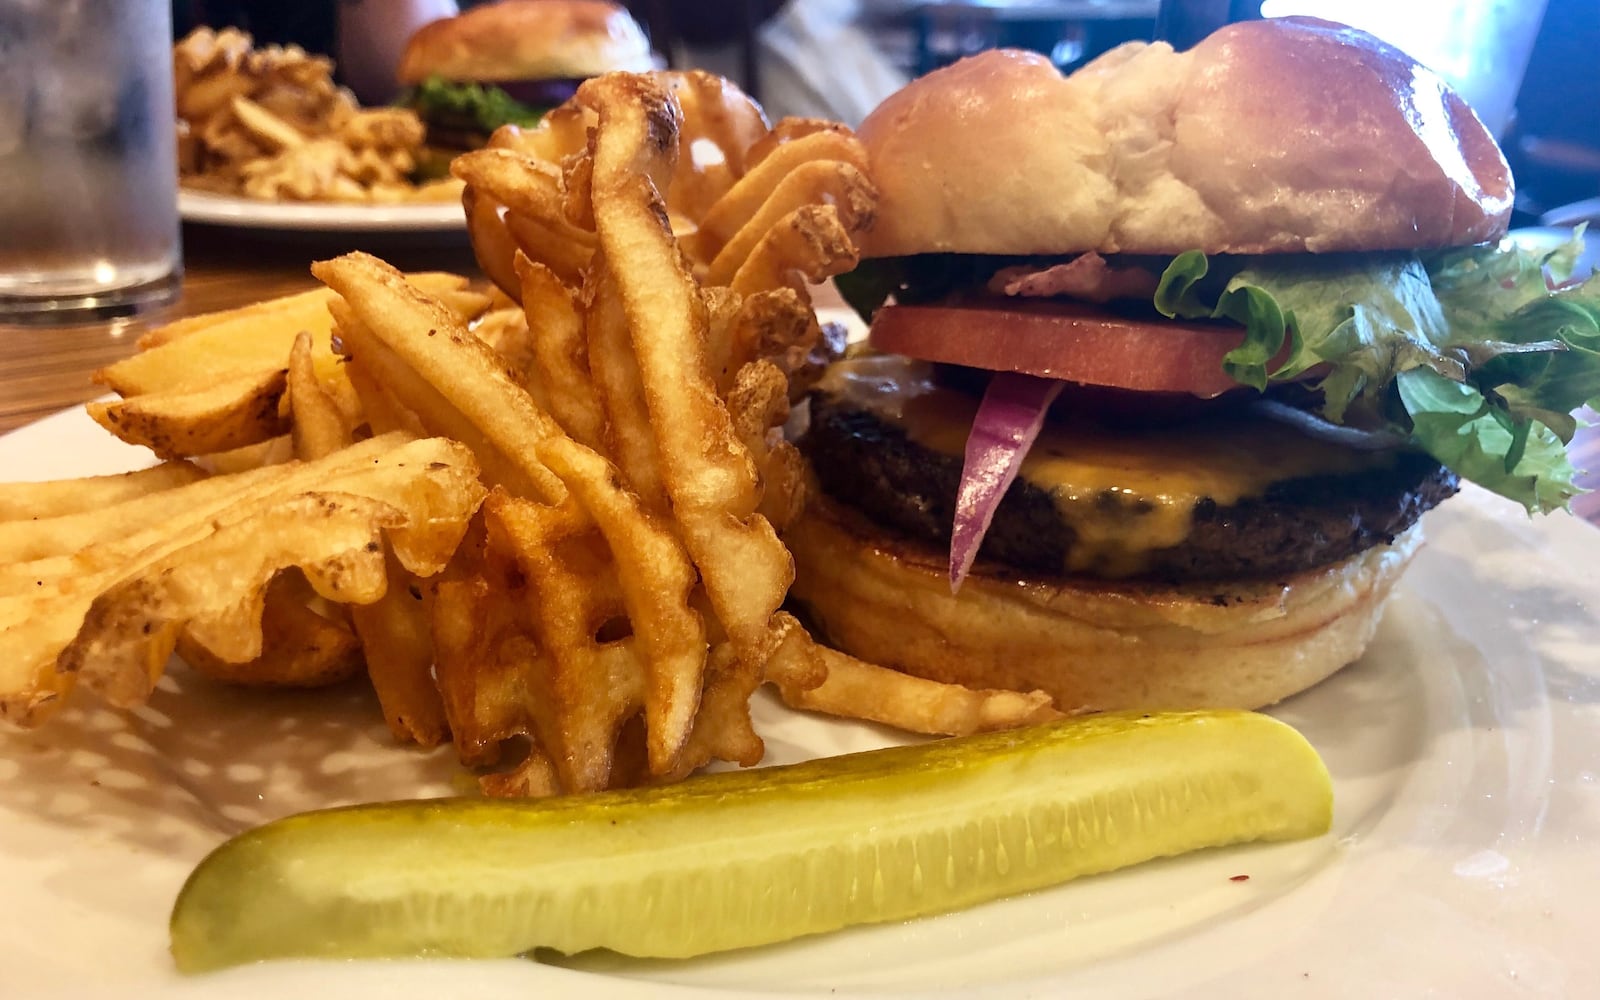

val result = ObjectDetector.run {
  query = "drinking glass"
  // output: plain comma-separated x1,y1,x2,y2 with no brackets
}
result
0,0,182,321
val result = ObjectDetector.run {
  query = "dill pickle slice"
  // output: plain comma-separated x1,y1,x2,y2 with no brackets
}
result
170,710,1331,972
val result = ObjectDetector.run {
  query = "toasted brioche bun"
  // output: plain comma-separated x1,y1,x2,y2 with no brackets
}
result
857,16,1513,257
787,495,1421,712
398,0,653,85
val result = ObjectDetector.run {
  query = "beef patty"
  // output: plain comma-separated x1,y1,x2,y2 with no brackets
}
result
803,390,1459,584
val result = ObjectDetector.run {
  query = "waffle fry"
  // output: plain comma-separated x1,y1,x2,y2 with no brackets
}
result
455,70,874,303
0,435,484,727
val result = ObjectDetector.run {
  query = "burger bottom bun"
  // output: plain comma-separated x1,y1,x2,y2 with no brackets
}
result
787,496,1422,712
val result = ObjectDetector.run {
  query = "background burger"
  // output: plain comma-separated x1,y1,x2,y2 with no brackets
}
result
790,17,1600,713
397,0,654,173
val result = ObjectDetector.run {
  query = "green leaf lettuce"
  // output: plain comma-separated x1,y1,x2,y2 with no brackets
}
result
402,76,546,135
1153,238,1600,512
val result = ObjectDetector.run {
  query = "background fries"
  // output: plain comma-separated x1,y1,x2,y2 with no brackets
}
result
174,27,461,204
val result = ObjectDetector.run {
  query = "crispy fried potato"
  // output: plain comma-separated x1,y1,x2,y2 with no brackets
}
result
470,306,538,385
318,258,566,502
434,286,494,325
501,211,594,289
710,287,813,390
451,149,582,240
688,130,871,262
704,161,875,286
0,461,273,564
460,69,872,317
118,273,475,375
285,331,354,461
462,187,525,307
229,94,306,151
743,116,858,169
336,306,535,494
175,573,362,687
482,493,646,792
0,462,205,521
348,550,448,745
514,254,605,451
322,252,720,772
486,103,593,165
0,463,287,597
727,359,806,532
196,435,295,475
175,68,252,124
407,70,897,793
101,326,315,395
134,286,336,350
656,71,770,220
766,638,1063,736
535,442,706,777
461,480,708,790
430,516,528,768
65,492,406,706
342,347,427,439
730,204,859,298
0,435,473,602
430,513,551,785
89,368,291,460
583,257,666,508
581,75,791,665
285,326,451,745
0,435,484,726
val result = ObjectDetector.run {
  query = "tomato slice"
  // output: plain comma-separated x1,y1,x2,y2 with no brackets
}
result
868,300,1255,399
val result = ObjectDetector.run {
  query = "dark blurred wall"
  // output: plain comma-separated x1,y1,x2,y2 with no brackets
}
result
1508,0,1600,220
1515,0,1597,142
179,1,336,53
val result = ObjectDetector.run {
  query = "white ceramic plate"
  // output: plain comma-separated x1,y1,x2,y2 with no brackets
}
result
179,189,465,233
2,405,1598,1000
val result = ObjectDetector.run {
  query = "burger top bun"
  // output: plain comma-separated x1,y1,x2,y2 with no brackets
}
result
397,0,654,85
857,17,1514,257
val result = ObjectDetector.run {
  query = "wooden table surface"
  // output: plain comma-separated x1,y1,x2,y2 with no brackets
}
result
3,223,1598,525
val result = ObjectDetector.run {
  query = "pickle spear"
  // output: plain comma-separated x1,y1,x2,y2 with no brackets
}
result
170,710,1331,972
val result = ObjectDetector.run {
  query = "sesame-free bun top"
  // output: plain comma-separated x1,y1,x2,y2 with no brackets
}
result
857,17,1513,257
397,0,654,85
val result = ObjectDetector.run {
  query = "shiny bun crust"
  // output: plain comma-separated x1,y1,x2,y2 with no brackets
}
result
398,0,653,85
857,17,1513,256
787,496,1420,712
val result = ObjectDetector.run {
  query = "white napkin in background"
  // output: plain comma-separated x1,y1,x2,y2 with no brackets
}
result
758,0,907,125
675,0,907,126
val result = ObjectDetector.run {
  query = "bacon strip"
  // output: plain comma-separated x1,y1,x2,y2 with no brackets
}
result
988,252,1160,303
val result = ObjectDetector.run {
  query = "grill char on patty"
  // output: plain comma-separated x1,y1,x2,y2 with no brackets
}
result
803,390,1460,585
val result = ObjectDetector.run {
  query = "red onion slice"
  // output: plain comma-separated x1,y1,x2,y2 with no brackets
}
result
950,372,1064,592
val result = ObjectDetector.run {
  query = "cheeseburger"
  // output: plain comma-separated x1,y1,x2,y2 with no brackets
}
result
790,18,1599,712
398,0,653,164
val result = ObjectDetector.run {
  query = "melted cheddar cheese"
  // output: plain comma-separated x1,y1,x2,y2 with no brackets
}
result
817,356,1397,576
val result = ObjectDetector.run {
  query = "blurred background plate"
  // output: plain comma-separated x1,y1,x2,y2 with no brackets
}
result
179,189,465,233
